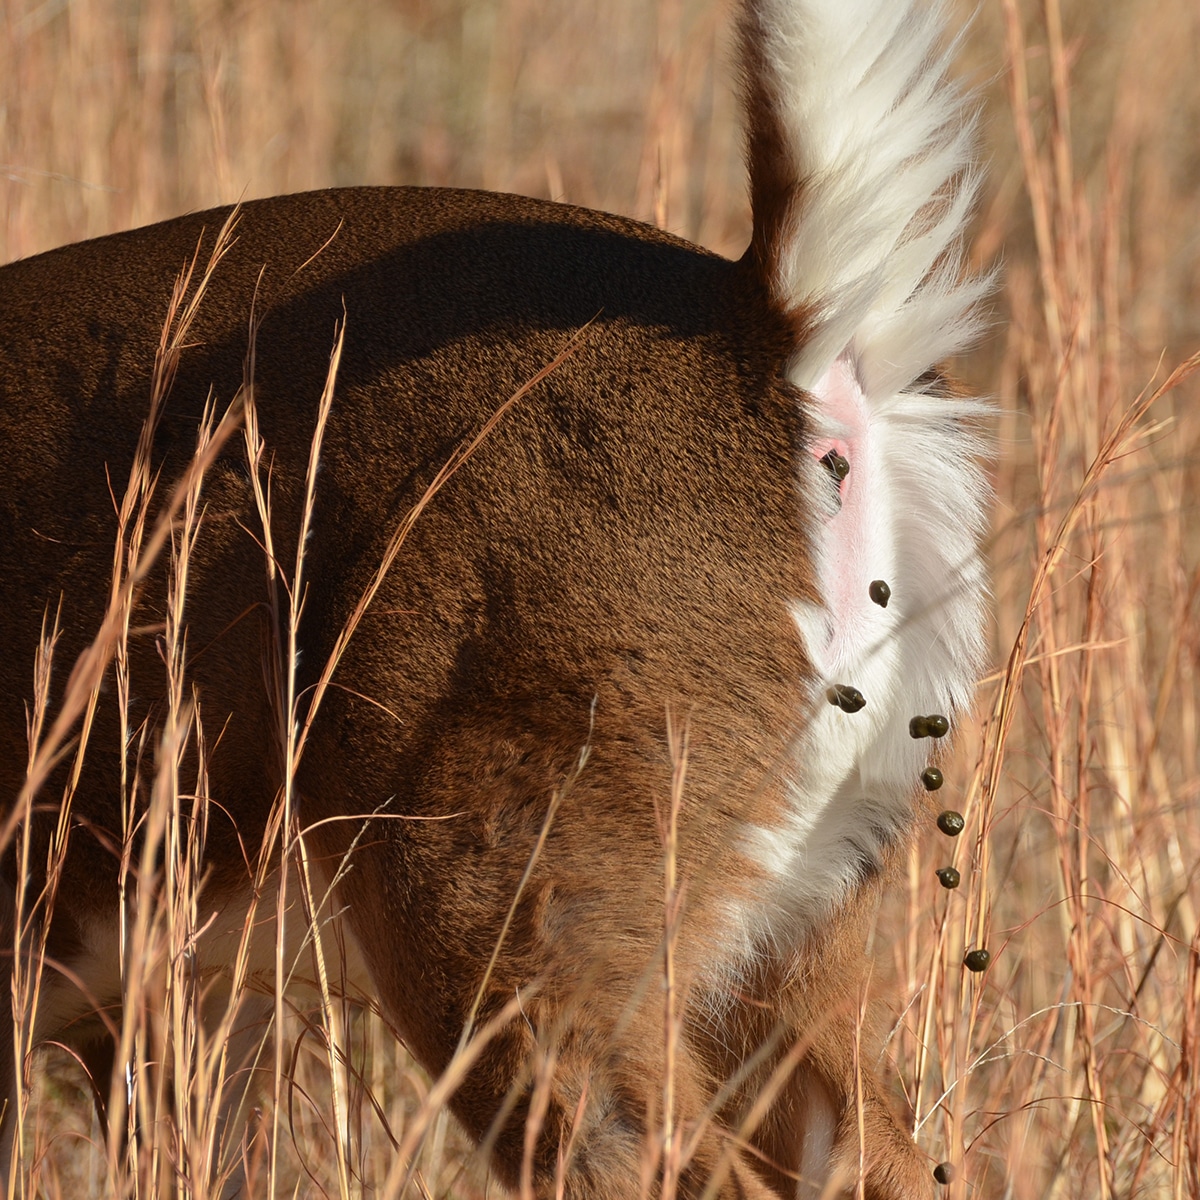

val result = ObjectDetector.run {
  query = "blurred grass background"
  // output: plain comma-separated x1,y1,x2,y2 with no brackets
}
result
3,0,1200,1196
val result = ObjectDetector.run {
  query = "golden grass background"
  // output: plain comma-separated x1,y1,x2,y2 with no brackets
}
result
3,0,1200,1196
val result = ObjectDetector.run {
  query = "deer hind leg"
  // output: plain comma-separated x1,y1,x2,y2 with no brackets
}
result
701,1021,932,1200
770,1032,932,1200
744,1055,931,1200
433,988,784,1200
311,706,789,1199
698,951,932,1200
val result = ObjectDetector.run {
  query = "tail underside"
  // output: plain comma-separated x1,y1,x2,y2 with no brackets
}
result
740,0,990,703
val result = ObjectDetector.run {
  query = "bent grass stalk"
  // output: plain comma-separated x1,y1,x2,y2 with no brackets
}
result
7,1,1200,1195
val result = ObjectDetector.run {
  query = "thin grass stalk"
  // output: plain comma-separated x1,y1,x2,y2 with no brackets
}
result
553,1081,590,1200
108,254,243,1200
7,608,61,1199
7,211,243,853
161,401,224,1199
160,398,209,1198
658,713,688,1200
292,829,354,1200
121,390,225,1199
7,217,243,1200
268,310,347,1200
291,318,596,774
377,992,529,1200
518,1029,558,1200
851,978,867,1200
1178,921,1200,1198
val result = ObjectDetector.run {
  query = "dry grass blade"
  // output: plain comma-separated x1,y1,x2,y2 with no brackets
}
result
978,350,1200,856
4,1,1200,1197
292,316,598,772
7,211,244,857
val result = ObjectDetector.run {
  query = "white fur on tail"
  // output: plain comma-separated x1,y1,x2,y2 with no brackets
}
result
736,0,991,943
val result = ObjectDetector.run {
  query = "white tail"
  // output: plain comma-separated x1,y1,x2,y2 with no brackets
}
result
0,0,988,1196
734,0,991,944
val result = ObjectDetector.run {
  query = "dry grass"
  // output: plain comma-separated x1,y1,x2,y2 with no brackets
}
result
2,0,1199,1196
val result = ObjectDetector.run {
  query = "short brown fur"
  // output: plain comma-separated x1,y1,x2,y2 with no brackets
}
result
0,187,931,1196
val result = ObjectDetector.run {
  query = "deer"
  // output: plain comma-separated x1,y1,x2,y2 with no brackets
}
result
0,0,990,1195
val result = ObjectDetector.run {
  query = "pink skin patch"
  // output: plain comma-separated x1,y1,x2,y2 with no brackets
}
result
808,356,891,674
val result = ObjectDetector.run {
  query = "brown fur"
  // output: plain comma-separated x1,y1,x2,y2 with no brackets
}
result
738,3,805,299
0,185,932,1196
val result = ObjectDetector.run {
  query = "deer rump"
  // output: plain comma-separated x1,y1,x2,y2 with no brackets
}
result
0,1,989,1197
0,185,835,1185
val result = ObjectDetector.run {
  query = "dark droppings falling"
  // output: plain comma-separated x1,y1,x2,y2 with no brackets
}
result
910,714,950,739
819,449,850,480
826,684,867,713
936,810,965,837
964,948,991,973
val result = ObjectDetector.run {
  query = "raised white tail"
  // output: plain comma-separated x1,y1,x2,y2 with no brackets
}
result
734,0,992,944
0,0,989,1196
